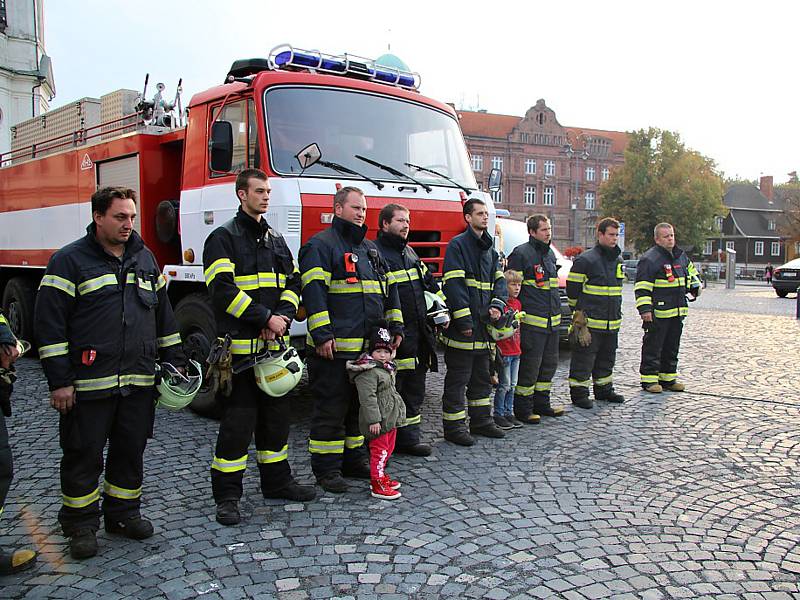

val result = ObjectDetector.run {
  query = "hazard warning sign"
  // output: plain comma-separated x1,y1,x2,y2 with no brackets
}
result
80,154,93,171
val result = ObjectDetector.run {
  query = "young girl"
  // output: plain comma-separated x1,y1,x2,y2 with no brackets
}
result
346,322,407,500
493,270,523,429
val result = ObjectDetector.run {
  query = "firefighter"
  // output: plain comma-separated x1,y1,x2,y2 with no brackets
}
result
635,223,702,392
507,214,564,422
34,187,186,559
374,203,443,456
0,313,37,575
566,218,626,409
299,187,403,492
203,169,316,527
440,198,508,446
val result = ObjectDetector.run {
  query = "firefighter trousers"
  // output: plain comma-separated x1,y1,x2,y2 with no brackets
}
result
568,329,619,401
441,347,492,432
640,317,684,386
211,370,293,504
514,326,559,419
307,355,367,477
58,390,153,536
0,414,12,520
395,361,427,447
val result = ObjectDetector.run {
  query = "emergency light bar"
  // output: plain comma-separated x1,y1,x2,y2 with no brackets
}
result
268,44,421,91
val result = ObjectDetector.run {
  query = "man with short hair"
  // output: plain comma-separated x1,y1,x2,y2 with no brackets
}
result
35,187,185,559
635,223,701,393
566,218,625,409
375,203,443,456
507,215,564,422
440,198,508,446
299,187,403,492
203,169,315,526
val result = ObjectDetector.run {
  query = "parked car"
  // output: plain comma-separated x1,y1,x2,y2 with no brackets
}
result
772,258,800,297
622,259,638,282
494,217,573,339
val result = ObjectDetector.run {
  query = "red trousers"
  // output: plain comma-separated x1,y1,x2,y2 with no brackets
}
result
368,428,396,479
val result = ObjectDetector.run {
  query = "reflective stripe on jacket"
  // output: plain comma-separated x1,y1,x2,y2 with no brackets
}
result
566,243,623,330
507,236,561,332
634,244,701,319
34,225,184,398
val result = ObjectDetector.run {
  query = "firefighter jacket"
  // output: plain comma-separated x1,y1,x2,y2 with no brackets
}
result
441,227,507,351
299,216,403,359
0,312,13,346
566,243,624,330
374,231,442,372
507,236,561,332
203,208,300,355
35,225,185,399
634,244,701,319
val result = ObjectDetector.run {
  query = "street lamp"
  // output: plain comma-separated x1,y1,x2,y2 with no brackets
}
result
562,143,589,246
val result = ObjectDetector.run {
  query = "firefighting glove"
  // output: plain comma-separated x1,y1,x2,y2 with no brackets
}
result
206,335,233,398
570,310,592,348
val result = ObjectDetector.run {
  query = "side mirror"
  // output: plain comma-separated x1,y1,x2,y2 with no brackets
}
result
295,143,322,170
209,121,233,173
488,168,502,191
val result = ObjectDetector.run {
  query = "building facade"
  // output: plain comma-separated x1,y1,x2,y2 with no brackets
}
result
0,0,55,158
458,99,627,249
704,176,787,274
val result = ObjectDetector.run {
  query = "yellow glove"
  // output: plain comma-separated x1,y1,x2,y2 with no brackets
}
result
571,309,592,348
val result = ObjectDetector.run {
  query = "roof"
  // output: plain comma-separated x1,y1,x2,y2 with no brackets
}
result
724,183,786,211
565,127,629,156
728,210,785,238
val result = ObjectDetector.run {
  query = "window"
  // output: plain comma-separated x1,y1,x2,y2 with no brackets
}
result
703,241,712,255
472,154,483,172
754,241,764,256
767,219,776,231
543,186,554,206
715,216,724,231
210,100,249,176
491,188,502,203
585,192,595,210
771,241,780,256
601,167,609,181
525,158,536,175
585,166,595,182
524,185,536,204
492,156,503,170
544,160,555,176
726,241,735,251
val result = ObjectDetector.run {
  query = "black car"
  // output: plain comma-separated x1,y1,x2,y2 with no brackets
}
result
772,258,800,297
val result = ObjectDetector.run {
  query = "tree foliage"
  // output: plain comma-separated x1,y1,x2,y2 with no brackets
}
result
599,128,725,253
777,182,800,243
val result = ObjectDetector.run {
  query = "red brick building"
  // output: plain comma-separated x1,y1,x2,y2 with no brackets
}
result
458,99,628,249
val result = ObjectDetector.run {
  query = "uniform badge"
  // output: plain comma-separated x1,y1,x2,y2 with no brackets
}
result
82,349,97,366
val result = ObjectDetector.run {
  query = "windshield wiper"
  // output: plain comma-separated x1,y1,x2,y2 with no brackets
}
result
404,162,473,196
316,159,384,190
354,155,432,193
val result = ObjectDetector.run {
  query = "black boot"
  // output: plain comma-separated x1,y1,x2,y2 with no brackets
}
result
263,479,317,502
105,516,154,540
69,529,98,559
444,428,475,446
470,422,506,438
571,396,593,409
533,403,565,417
342,460,371,480
215,500,240,526
597,389,625,403
395,443,433,457
316,471,349,493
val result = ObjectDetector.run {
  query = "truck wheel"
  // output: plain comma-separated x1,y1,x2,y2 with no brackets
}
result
174,292,221,417
2,277,36,343
776,289,788,298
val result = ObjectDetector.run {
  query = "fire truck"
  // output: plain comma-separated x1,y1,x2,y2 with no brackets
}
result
0,45,499,412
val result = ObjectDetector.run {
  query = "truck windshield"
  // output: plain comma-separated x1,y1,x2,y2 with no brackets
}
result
265,87,477,190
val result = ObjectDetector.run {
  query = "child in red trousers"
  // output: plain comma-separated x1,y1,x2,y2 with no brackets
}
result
346,321,407,500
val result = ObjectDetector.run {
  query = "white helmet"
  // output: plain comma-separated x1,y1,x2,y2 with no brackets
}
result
155,359,203,410
485,310,522,342
254,346,304,397
16,339,31,357
424,291,450,328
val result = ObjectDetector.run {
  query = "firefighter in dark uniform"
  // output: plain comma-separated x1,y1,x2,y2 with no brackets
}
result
299,187,403,492
635,223,701,393
35,187,185,559
203,169,316,527
374,203,443,456
440,198,508,446
507,214,564,422
566,218,626,409
0,313,37,575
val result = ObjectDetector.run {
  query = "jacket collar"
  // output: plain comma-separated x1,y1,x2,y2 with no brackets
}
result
235,207,269,235
377,230,408,251
529,235,551,254
596,243,621,259
85,223,144,260
332,216,367,245
466,226,494,251
654,243,682,261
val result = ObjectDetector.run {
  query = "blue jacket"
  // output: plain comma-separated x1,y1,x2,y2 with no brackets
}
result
507,236,561,332
566,243,623,330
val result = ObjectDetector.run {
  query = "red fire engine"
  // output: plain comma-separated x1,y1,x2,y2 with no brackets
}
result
0,45,499,411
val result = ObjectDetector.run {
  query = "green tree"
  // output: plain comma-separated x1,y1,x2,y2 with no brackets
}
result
600,128,725,253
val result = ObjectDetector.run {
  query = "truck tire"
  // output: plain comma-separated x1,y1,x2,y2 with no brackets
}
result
776,289,788,298
2,277,36,343
174,292,221,417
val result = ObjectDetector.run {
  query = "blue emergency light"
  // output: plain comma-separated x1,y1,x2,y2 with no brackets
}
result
269,44,420,90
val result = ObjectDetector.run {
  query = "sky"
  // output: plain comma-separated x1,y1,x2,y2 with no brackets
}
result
43,0,798,184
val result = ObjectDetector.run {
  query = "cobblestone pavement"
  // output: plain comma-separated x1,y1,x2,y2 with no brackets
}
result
2,288,800,599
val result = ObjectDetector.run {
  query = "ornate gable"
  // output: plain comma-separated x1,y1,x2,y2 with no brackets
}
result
509,99,566,147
